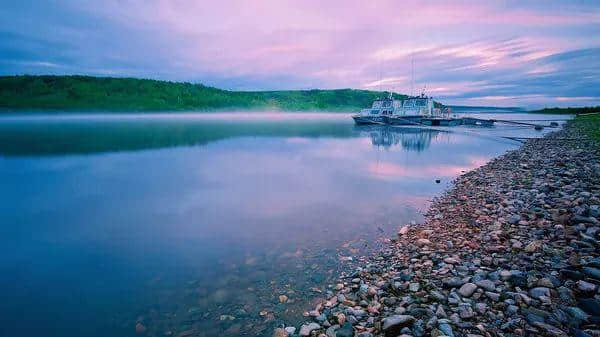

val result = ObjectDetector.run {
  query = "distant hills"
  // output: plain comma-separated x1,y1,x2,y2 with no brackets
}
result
0,75,410,112
529,106,600,114
448,105,523,112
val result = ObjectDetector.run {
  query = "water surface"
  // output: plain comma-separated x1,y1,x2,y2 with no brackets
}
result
0,111,568,337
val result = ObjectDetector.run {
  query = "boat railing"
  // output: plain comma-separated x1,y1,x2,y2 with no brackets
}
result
361,108,379,115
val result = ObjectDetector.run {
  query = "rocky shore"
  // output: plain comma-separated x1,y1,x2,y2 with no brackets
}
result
276,120,600,337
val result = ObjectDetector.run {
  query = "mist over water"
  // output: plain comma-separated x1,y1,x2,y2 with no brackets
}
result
0,111,569,337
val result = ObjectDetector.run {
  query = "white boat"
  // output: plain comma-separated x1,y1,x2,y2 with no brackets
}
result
351,95,394,125
352,92,442,125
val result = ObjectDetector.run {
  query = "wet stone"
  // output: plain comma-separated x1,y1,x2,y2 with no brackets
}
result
409,282,420,292
299,323,320,336
583,267,600,280
475,279,495,292
529,287,551,299
382,315,416,336
335,322,353,337
576,280,596,293
458,283,477,297
438,322,454,337
443,277,466,288
508,214,521,225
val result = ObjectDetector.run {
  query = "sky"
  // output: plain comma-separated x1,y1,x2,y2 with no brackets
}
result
1,0,599,108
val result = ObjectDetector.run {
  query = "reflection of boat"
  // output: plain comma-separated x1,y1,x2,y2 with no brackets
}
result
355,125,441,152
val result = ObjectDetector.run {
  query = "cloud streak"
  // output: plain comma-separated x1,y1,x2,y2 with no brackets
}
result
0,0,599,107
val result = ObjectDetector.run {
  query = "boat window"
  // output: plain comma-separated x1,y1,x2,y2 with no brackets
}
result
370,109,379,115
416,99,426,107
403,100,414,107
372,101,382,108
382,101,391,107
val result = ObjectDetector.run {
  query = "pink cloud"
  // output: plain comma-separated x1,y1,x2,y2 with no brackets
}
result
5,0,600,107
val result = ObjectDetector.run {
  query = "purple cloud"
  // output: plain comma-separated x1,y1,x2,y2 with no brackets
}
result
1,0,599,107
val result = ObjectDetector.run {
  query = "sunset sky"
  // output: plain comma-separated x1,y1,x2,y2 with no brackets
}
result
1,0,599,108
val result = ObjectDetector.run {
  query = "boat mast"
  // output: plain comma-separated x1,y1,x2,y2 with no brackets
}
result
411,54,414,97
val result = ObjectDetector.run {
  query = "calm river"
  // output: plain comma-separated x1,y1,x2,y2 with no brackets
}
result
0,111,569,337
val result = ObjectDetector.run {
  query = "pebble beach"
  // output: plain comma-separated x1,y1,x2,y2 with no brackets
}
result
278,118,600,337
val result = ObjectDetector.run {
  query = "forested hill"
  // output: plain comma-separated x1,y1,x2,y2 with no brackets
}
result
530,106,600,114
0,75,409,112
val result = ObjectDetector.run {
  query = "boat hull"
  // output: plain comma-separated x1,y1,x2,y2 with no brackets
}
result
352,115,386,125
421,118,462,126
384,115,423,125
461,117,495,127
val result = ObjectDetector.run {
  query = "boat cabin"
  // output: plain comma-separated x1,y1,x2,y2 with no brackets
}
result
358,94,439,118
364,99,395,116
396,96,436,117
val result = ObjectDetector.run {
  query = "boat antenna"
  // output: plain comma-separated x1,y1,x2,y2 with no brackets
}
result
411,54,414,97
378,54,382,94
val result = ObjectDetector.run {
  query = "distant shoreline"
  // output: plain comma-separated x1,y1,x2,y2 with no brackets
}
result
528,106,600,114
2,75,597,114
0,75,409,112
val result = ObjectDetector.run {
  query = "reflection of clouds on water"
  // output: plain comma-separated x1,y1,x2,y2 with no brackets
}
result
357,126,441,152
367,159,490,181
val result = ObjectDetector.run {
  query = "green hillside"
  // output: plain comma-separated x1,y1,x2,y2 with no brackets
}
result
0,75,409,112
530,106,600,114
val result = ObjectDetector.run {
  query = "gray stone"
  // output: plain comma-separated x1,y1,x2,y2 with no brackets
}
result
459,306,475,319
346,315,358,324
529,287,551,299
524,240,542,252
583,267,600,280
335,322,353,337
382,315,416,336
565,306,590,323
412,319,425,337
443,277,466,288
475,279,496,292
506,305,519,316
525,313,544,324
500,270,512,280
485,291,500,301
430,290,446,301
299,323,320,336
474,303,487,314
438,322,454,337
409,282,420,292
508,214,521,224
458,283,477,297
532,322,568,337
576,280,596,293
